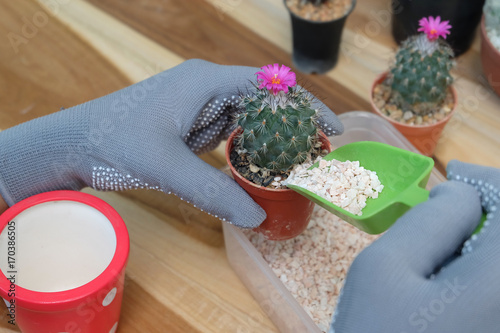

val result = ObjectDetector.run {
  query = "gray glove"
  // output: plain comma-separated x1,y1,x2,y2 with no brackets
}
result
330,160,500,333
0,59,343,228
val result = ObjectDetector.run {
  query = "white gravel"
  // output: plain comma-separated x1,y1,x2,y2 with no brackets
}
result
284,158,384,215
244,207,379,332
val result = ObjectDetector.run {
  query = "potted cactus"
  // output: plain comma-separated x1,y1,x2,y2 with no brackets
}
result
480,0,500,96
225,64,331,240
371,16,458,157
284,0,356,74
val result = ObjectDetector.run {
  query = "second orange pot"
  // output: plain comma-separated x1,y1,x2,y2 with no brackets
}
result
225,129,332,241
370,72,457,157
480,15,500,97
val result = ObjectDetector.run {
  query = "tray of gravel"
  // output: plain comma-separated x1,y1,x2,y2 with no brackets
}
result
223,111,446,333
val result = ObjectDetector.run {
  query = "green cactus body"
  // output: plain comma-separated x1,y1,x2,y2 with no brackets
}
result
390,35,454,114
235,87,319,172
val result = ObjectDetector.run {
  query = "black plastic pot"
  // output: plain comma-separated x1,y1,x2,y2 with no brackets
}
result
285,0,356,74
391,0,485,57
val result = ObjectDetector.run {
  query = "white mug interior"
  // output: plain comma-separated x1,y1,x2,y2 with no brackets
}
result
0,200,117,292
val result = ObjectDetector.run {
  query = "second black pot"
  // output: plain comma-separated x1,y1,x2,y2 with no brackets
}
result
285,0,356,74
391,0,485,57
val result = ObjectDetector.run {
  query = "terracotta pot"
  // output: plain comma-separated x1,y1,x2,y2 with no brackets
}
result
370,72,457,157
480,15,500,97
226,129,332,241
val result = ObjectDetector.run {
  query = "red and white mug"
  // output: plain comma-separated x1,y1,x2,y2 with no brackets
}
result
0,191,130,333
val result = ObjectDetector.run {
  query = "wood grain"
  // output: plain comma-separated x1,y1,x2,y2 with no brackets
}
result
85,0,371,115
36,0,184,83
0,0,499,332
0,0,131,130
86,190,277,333
0,189,277,333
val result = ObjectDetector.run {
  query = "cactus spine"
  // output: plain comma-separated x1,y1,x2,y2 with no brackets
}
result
235,87,320,173
390,34,455,115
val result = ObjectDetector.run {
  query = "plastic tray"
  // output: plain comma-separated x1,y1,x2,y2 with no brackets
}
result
223,111,446,333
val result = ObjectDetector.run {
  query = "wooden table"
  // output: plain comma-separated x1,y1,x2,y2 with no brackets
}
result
0,0,498,332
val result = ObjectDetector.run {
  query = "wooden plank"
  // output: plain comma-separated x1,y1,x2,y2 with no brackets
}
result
0,0,131,130
0,190,277,333
85,190,277,333
85,0,371,114
0,0,498,331
35,0,184,83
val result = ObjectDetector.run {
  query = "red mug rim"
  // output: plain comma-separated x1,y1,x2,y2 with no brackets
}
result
0,191,129,311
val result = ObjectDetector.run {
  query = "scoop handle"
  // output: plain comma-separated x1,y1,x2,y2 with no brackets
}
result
399,186,430,208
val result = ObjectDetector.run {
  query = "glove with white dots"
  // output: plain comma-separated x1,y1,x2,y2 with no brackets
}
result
0,59,343,228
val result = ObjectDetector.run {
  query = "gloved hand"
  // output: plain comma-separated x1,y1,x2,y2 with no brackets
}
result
330,160,500,333
0,59,343,228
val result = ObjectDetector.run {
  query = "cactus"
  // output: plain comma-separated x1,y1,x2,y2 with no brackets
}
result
234,65,320,173
389,17,455,115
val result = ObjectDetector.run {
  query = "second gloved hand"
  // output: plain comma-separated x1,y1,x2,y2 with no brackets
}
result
330,161,500,333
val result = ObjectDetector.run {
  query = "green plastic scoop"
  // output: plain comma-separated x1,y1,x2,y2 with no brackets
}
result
287,141,435,234
288,141,487,235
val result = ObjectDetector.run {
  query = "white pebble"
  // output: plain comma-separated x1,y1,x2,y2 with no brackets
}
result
243,207,379,332
286,158,384,216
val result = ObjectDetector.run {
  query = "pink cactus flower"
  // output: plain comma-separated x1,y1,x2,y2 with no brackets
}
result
418,16,452,41
256,64,296,95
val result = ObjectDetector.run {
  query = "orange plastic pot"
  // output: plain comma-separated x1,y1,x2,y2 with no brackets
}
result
480,15,500,97
370,72,457,157
226,129,332,241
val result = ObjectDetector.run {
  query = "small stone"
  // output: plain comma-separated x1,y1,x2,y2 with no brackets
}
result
389,109,403,121
263,176,274,187
375,99,385,109
405,118,415,125
380,86,454,126
403,111,413,120
434,112,445,121
382,89,391,101
386,104,398,112
249,164,260,173
286,0,352,22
